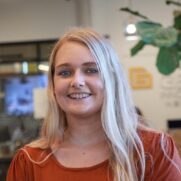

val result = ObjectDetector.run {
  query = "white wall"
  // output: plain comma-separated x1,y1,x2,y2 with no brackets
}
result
0,0,78,42
0,0,180,131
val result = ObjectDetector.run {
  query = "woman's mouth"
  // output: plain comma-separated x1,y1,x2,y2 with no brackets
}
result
68,93,91,99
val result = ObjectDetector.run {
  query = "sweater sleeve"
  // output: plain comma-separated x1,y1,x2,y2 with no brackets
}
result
147,133,181,181
6,149,31,181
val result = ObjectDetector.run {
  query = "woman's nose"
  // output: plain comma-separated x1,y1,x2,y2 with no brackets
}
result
70,71,85,88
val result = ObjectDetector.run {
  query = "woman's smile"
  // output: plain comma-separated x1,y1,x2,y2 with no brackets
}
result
67,92,92,99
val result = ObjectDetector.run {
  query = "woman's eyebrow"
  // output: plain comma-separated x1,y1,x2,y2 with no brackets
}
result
55,61,97,68
55,63,70,68
82,62,97,66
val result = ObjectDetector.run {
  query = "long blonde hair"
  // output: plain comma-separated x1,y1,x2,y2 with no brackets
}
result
29,28,145,181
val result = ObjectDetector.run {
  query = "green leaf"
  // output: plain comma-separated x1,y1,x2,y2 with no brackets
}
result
136,21,178,48
156,47,180,75
152,27,178,47
131,40,145,56
174,14,181,30
136,21,162,44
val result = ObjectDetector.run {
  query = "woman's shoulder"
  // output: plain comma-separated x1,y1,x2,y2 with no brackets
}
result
138,127,181,169
13,145,51,164
7,146,52,181
139,127,162,140
138,127,173,153
139,127,181,180
23,145,50,155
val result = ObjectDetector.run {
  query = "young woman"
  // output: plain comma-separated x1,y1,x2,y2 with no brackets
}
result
7,28,181,181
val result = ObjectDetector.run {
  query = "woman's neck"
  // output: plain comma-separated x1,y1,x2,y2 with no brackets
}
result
64,115,106,147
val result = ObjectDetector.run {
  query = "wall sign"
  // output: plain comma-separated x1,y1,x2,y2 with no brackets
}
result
129,67,153,89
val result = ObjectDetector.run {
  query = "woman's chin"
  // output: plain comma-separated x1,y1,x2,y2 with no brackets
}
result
65,107,100,119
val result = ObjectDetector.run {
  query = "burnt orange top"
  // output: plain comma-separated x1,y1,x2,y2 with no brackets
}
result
7,130,181,181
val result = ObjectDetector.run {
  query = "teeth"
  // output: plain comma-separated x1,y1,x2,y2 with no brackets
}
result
68,93,90,99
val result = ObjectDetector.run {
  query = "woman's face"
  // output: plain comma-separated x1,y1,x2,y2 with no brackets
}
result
53,41,104,118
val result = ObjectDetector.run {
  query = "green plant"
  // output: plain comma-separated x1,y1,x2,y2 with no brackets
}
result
120,0,181,75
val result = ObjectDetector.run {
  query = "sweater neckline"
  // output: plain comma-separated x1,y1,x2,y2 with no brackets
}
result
50,153,109,171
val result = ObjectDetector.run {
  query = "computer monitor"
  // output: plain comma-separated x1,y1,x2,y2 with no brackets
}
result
4,74,48,116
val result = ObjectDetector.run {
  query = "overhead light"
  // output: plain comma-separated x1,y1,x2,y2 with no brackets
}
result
126,24,136,34
38,64,49,72
125,23,138,41
22,61,28,74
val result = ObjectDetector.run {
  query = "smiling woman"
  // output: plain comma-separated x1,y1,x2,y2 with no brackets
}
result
6,28,181,181
53,41,104,118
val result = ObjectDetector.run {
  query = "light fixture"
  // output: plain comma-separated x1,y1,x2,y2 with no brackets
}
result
38,63,49,72
22,61,28,74
123,0,138,41
126,23,136,34
125,23,138,41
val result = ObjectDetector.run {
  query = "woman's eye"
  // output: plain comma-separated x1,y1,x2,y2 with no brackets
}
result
86,68,98,74
58,70,72,77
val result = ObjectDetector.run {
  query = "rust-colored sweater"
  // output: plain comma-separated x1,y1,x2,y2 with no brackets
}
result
7,130,181,181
